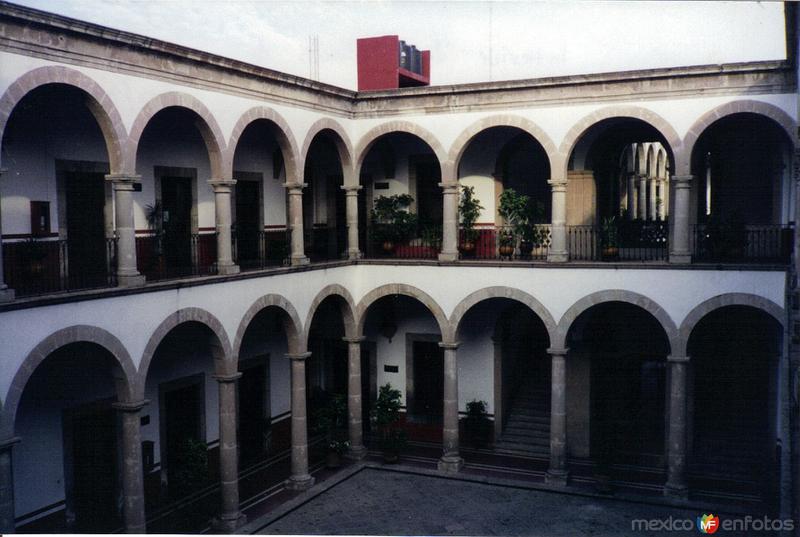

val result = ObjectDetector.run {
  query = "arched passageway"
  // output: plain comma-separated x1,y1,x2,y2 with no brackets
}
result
1,84,116,296
566,302,670,486
687,306,782,502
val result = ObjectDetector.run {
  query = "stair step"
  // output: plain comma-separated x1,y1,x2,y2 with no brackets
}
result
499,433,550,445
503,426,549,437
494,441,550,454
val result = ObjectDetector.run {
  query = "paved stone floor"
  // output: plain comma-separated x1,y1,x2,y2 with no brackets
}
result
256,467,754,536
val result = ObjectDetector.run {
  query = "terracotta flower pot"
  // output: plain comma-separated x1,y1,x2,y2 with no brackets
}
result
499,245,515,258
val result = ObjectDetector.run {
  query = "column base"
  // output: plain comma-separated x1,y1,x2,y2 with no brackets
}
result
663,481,689,500
345,445,368,460
547,252,568,263
669,253,691,264
0,288,14,302
117,274,146,287
285,474,315,491
291,255,310,266
212,512,247,533
438,251,458,263
437,455,464,473
545,469,569,486
347,249,362,261
217,263,240,275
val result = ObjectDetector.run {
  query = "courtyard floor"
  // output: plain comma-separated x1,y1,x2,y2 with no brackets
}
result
242,464,760,537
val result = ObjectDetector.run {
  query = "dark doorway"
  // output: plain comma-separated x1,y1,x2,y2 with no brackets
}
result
239,362,268,465
411,341,444,423
163,382,203,497
161,176,193,275
65,171,107,288
415,160,442,229
67,405,118,531
235,178,261,268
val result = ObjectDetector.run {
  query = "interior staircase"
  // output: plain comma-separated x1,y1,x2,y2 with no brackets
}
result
494,373,551,456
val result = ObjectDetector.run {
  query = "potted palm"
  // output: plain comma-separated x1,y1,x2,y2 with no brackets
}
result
498,227,515,258
371,194,417,254
601,216,619,261
458,185,484,256
498,189,535,257
311,393,348,468
371,383,407,463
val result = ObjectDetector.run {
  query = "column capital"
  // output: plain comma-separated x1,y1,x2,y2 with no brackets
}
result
0,437,20,451
283,182,308,192
667,355,690,363
208,178,237,191
438,341,460,350
105,174,141,190
547,347,569,357
342,336,366,344
340,185,363,193
547,178,568,190
213,372,243,383
286,351,312,361
671,175,693,188
437,182,460,193
112,399,149,412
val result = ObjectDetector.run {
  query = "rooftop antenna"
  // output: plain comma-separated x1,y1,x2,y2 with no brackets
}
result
309,34,319,81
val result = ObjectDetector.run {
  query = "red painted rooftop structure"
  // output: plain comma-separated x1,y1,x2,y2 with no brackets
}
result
357,35,430,91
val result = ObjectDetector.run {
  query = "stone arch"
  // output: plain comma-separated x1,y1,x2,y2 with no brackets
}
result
301,118,355,179
554,290,678,351
447,115,559,175
354,121,451,181
2,326,137,438
0,66,128,173
646,144,656,177
233,294,304,358
137,308,233,398
679,99,797,175
226,106,301,182
449,286,557,345
355,283,452,341
558,105,682,179
303,284,358,345
675,293,785,357
128,92,227,179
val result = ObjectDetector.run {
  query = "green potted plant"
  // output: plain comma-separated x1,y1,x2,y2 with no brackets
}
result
600,216,619,261
458,185,484,256
498,227,515,258
463,399,491,449
371,383,407,462
370,194,417,254
498,189,541,257
311,392,348,468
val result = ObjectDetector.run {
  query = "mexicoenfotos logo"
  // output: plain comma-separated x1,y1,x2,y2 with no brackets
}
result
697,514,719,534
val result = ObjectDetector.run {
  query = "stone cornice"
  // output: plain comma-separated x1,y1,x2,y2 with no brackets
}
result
0,0,795,120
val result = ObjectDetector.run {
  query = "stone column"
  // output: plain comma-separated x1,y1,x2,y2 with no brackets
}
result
341,185,362,260
0,437,19,533
547,178,568,262
649,177,658,219
438,342,463,473
669,175,693,264
638,174,648,220
286,352,315,490
659,178,668,220
212,373,246,531
664,355,689,499
209,179,240,275
106,175,145,287
438,182,459,262
545,348,569,486
626,173,636,220
343,336,367,459
111,401,147,534
284,183,310,266
0,169,13,301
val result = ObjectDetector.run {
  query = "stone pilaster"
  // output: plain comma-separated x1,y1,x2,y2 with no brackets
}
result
649,177,658,219
547,178,568,262
209,179,240,275
545,348,569,486
284,183,310,266
286,352,315,490
664,355,689,499
111,401,147,534
638,174,648,220
438,182,459,262
438,342,463,473
212,373,246,531
0,437,19,533
0,169,13,301
626,173,636,221
341,185,362,260
106,174,145,287
669,175,693,264
343,336,367,459
658,178,668,220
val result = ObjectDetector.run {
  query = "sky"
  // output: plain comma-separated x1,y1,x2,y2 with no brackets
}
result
11,0,788,90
